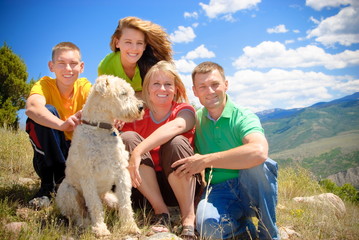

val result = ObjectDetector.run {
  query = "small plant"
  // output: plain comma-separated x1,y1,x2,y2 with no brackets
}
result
319,179,359,203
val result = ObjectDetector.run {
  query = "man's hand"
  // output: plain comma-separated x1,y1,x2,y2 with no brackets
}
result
172,153,207,180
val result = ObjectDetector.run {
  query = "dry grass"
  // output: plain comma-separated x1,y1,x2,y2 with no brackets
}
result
1,127,359,239
277,167,359,239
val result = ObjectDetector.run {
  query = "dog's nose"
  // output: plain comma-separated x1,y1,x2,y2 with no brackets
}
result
138,104,144,113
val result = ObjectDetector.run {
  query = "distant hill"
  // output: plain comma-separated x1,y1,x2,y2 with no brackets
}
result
258,92,359,154
257,92,359,182
257,92,359,122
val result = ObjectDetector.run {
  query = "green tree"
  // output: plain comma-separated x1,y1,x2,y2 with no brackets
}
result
0,43,33,129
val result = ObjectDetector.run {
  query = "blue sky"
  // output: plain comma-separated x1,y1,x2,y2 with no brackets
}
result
1,0,358,124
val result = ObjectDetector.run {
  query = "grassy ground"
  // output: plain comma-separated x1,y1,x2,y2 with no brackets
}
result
1,128,359,239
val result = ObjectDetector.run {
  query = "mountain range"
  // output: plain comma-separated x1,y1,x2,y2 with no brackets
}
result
257,92,359,187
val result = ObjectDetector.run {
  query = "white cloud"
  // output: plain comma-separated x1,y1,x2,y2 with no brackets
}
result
185,44,216,60
199,0,261,19
222,14,237,22
184,11,198,19
307,5,359,46
174,59,197,73
179,73,200,107
293,29,300,34
306,0,352,11
267,24,289,34
309,16,320,25
225,69,359,112
233,41,359,70
170,26,196,43
192,23,199,28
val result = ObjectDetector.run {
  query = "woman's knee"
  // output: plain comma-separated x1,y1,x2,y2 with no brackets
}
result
162,135,190,151
121,131,142,151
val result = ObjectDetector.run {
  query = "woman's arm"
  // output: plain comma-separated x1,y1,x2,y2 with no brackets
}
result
128,109,195,188
132,110,195,159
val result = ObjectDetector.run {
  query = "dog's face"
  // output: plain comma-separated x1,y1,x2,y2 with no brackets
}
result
89,75,144,122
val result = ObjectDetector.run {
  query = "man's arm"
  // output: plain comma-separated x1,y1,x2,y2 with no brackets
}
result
25,94,81,132
172,132,268,178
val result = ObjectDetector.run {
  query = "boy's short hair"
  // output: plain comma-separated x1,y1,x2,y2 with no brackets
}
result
52,42,81,61
191,61,225,85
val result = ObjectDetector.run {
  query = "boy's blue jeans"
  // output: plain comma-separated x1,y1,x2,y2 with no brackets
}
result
26,104,70,194
196,158,279,240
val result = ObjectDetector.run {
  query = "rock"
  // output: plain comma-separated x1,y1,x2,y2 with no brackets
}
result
16,207,33,219
4,222,28,234
18,177,36,186
277,204,287,210
279,226,301,239
293,192,346,218
61,236,75,240
144,232,182,240
327,166,359,189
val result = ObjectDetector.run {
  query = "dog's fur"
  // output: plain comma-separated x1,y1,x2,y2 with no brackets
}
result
55,75,143,236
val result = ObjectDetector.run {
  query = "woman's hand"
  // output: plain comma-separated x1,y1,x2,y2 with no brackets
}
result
128,152,142,188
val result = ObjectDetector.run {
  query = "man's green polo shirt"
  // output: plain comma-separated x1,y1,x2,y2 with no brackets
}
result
98,51,142,91
194,95,264,184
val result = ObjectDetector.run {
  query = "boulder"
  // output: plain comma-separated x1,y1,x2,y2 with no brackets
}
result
293,192,346,218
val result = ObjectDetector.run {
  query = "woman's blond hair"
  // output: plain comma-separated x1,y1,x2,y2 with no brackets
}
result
110,16,173,80
142,61,188,112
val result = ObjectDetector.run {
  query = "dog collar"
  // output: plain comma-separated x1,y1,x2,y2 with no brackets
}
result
81,119,113,130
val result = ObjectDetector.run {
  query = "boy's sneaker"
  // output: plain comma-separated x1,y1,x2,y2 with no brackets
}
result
29,196,51,209
28,184,54,209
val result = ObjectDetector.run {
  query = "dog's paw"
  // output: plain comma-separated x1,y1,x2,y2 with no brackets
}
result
92,223,111,237
125,223,141,234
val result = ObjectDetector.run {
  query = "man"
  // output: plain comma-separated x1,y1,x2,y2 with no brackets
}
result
172,61,279,239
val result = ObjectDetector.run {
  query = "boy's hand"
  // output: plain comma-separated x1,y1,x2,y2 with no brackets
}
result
60,110,82,132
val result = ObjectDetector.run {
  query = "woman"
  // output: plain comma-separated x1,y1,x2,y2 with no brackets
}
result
121,61,197,240
98,16,172,99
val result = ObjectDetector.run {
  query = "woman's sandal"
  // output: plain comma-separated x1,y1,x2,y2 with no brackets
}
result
180,225,197,240
150,213,171,233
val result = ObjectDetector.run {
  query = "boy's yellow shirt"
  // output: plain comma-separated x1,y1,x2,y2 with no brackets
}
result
29,76,92,140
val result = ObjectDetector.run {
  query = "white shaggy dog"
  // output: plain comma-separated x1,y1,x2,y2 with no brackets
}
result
55,75,143,237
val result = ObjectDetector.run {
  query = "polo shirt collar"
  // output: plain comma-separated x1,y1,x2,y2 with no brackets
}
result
205,94,235,121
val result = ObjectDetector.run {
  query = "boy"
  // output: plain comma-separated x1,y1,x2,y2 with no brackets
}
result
25,42,91,208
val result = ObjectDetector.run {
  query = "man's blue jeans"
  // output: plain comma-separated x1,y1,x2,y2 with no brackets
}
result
196,158,279,240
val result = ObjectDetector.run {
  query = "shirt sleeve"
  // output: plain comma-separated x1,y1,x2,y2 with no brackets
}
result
237,108,264,140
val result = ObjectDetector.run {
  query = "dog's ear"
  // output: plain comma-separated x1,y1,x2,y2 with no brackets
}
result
92,75,112,97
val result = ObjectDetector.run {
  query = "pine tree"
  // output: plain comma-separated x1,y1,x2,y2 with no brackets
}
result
0,43,33,129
